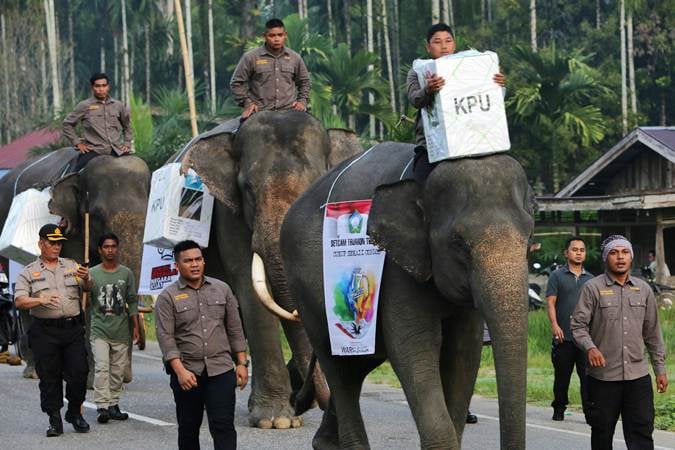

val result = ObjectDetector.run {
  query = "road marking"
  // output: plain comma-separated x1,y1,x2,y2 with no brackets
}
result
474,413,673,450
133,352,164,361
70,400,174,426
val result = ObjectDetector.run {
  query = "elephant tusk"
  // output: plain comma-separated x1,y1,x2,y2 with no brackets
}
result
251,252,300,322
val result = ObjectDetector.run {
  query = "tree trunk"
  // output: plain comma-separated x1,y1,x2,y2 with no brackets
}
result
208,0,216,115
44,0,62,116
596,0,601,29
113,35,119,91
0,13,9,143
448,0,454,28
344,0,352,54
660,93,666,126
326,0,334,43
184,0,194,85
431,0,440,22
620,0,627,134
530,0,537,52
627,11,637,122
392,0,403,111
145,24,151,104
367,0,375,138
100,37,106,72
441,0,450,25
68,0,75,102
487,0,493,22
240,0,256,39
121,0,131,104
481,0,486,27
381,0,395,114
40,39,48,117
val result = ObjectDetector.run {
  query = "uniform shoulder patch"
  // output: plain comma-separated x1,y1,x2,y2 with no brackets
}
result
174,293,189,300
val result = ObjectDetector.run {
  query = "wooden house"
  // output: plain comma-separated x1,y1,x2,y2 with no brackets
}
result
536,127,675,283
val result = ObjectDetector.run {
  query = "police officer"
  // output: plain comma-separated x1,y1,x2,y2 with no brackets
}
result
15,224,90,437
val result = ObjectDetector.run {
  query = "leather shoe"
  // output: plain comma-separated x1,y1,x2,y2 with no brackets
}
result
46,411,63,437
466,411,478,424
65,410,90,433
97,408,110,424
552,408,565,421
108,405,129,421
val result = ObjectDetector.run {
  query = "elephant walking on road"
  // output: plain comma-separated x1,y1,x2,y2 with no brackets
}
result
276,142,535,449
179,111,363,429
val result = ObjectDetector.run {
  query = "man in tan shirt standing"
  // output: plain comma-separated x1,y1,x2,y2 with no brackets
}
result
62,72,131,172
572,234,668,450
230,18,310,120
155,240,249,450
15,224,91,437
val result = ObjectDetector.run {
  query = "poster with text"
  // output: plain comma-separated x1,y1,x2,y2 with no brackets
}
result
323,200,385,356
138,245,179,295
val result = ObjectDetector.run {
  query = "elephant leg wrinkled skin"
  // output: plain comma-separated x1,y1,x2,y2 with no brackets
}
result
381,266,460,449
440,309,484,442
213,203,296,429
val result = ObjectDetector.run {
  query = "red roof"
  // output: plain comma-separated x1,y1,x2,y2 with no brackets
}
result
0,128,61,169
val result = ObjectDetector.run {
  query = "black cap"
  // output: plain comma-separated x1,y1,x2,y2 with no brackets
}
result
39,224,68,241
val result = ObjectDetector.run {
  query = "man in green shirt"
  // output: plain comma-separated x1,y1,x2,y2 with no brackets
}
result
87,232,139,424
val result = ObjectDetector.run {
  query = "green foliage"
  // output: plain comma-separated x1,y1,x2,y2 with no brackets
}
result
129,93,153,157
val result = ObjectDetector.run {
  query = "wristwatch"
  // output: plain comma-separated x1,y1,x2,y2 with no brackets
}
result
236,359,250,368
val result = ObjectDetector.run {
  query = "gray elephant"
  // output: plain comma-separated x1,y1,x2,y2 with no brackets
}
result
274,143,535,449
179,110,363,429
0,150,150,379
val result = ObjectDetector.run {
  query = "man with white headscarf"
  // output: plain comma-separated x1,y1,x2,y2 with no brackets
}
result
571,235,668,450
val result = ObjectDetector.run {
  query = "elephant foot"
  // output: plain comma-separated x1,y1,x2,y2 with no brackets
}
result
249,404,304,429
312,434,341,450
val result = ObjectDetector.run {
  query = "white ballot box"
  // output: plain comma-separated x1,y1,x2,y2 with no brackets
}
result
0,188,60,265
413,50,510,162
143,163,214,249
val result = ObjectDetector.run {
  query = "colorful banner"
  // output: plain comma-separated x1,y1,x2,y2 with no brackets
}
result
138,245,179,295
323,200,385,356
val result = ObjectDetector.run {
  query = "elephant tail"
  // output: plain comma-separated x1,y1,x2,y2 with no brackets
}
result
293,352,317,416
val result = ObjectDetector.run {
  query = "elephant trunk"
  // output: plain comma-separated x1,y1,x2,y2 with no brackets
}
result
471,229,528,449
251,252,300,322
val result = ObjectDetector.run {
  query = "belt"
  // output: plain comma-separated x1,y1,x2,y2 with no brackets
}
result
34,315,82,328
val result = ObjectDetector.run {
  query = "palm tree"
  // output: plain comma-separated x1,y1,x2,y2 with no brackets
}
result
313,43,388,131
507,45,610,192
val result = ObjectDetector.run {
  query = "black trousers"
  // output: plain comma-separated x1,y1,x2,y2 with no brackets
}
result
551,340,588,411
170,369,237,450
412,145,437,184
73,150,127,172
587,375,655,450
28,319,88,414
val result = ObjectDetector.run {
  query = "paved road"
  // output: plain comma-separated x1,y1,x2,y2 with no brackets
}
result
1,342,674,449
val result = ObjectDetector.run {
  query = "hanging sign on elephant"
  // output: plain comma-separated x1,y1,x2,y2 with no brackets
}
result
138,245,179,295
413,50,511,163
323,200,385,356
143,163,215,249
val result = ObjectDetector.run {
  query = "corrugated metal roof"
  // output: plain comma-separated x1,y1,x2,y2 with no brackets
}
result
0,129,61,169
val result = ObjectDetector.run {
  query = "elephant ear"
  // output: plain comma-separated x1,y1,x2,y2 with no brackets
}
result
369,180,432,283
49,173,81,233
326,128,363,168
180,131,239,212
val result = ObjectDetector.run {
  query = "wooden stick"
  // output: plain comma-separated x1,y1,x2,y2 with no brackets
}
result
174,0,199,137
82,191,90,310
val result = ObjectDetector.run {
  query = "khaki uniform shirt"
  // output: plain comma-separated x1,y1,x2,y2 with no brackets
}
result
14,257,84,319
230,46,311,111
62,96,131,156
571,273,666,381
155,276,246,377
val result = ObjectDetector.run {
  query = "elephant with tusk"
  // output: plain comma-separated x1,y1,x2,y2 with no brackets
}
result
178,110,363,429
278,142,535,449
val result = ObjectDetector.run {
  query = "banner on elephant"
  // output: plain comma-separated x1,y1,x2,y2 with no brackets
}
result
0,188,60,265
323,200,385,356
413,50,510,163
138,245,179,295
143,163,215,249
